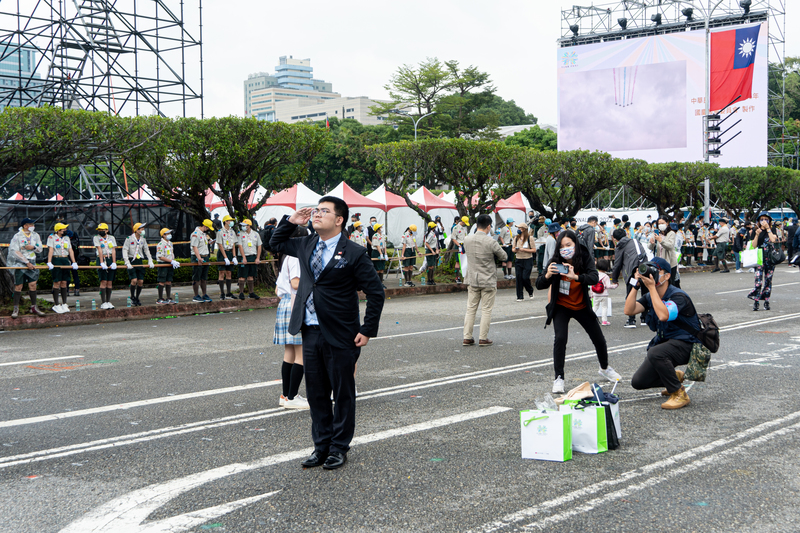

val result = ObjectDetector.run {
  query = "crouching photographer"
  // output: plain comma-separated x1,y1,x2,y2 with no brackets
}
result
624,257,702,410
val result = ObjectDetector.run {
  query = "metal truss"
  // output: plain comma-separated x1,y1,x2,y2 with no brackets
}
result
559,0,797,169
0,0,204,200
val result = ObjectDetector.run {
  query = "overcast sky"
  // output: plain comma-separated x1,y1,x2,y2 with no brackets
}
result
201,0,800,125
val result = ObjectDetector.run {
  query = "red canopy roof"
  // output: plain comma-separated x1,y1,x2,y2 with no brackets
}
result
365,185,409,210
265,183,322,209
327,181,386,209
410,186,456,212
495,192,527,211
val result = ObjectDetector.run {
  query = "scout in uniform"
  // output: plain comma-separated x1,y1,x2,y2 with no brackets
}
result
8,218,45,318
498,218,515,279
46,222,79,313
122,222,154,307
216,214,239,300
371,223,387,288
451,216,470,283
348,221,367,247
93,223,118,309
156,228,181,304
424,221,440,285
191,219,214,302
400,224,418,287
236,218,262,300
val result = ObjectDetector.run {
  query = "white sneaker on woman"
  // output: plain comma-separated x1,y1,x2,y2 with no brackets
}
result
284,395,310,410
599,366,622,382
552,377,565,394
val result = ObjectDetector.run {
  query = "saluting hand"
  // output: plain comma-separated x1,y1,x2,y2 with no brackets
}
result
289,207,313,226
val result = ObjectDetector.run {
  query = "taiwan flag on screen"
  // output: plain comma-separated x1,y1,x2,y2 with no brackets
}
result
710,25,760,112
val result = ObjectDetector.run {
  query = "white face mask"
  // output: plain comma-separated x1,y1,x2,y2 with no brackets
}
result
165,234,172,241
226,222,233,228
658,224,668,232
24,225,34,232
240,224,248,231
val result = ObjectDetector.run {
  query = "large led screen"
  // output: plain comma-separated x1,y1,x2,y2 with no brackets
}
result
557,22,767,167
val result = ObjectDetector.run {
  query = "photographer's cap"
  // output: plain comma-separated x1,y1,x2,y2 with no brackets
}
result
651,257,671,273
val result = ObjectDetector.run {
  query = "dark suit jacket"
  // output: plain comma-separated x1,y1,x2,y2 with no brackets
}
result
270,216,385,349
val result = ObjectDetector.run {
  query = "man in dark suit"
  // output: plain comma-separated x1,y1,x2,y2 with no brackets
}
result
270,196,385,470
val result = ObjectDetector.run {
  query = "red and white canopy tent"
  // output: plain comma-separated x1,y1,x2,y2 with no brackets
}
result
409,186,459,243
254,183,322,227
124,185,159,201
495,191,531,226
47,193,64,201
7,192,23,200
365,185,418,244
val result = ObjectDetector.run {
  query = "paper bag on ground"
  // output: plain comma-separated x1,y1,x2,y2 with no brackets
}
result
559,405,608,454
520,410,572,462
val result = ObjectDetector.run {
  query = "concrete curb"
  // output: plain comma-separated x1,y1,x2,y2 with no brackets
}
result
0,297,280,332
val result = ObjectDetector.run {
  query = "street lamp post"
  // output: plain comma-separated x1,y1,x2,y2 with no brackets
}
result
390,109,437,180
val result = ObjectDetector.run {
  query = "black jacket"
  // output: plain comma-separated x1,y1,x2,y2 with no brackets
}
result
535,242,599,327
270,216,385,349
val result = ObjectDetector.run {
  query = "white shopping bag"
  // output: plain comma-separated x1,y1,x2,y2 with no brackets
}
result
520,410,572,462
559,405,608,454
459,252,468,279
740,248,763,268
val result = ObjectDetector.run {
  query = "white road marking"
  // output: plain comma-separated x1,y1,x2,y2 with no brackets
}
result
373,315,545,340
58,406,511,533
715,281,800,294
0,381,280,429
473,407,800,533
0,355,84,367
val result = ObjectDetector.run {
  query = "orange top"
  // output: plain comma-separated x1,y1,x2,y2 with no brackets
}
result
557,275,586,311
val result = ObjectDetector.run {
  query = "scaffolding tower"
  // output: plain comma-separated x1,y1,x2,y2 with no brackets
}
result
558,0,797,171
0,0,204,200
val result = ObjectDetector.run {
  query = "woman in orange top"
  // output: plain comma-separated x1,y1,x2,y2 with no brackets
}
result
535,229,621,394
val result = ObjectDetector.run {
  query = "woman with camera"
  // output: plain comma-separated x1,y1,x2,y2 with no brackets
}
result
536,229,620,394
747,212,779,311
648,216,680,287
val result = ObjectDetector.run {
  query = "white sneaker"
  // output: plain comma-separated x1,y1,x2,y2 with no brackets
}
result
279,394,287,407
599,366,622,382
100,302,109,310
748,268,755,273
107,301,115,309
61,304,70,313
52,304,63,314
552,377,565,394
529,294,535,300
735,269,743,273
284,395,310,409
516,298,524,302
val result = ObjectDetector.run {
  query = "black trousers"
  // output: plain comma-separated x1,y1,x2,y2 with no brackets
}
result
626,283,646,323
551,304,609,380
631,339,692,394
670,266,681,288
301,326,359,455
536,247,546,274
515,258,534,299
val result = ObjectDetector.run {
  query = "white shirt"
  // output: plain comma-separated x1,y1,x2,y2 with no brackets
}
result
276,256,300,299
304,232,342,326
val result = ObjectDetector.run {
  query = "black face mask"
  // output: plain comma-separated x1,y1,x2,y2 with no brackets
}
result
99,231,107,237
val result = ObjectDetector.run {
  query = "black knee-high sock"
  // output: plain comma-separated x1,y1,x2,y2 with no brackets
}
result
281,361,292,398
13,291,21,306
218,280,225,294
130,285,136,298
53,288,60,305
60,286,68,304
226,279,232,294
158,285,164,300
238,280,245,293
29,290,37,306
288,363,304,399
247,279,255,294
99,288,106,303
105,288,112,303
135,285,142,299
165,285,171,299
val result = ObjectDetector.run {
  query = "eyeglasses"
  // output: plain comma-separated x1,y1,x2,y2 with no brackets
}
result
311,208,333,217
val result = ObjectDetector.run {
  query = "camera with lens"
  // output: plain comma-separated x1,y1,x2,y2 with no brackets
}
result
638,262,659,279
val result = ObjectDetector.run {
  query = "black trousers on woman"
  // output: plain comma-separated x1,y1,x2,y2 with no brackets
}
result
515,258,534,299
551,304,609,380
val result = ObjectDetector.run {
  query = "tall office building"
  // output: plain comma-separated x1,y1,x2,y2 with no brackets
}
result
0,45,46,111
244,56,336,118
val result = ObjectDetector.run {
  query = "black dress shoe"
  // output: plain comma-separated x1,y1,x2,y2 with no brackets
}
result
323,451,347,470
301,450,328,468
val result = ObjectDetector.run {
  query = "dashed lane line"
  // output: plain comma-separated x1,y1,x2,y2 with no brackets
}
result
0,355,84,367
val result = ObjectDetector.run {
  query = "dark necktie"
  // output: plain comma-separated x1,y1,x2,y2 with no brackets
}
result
306,240,326,316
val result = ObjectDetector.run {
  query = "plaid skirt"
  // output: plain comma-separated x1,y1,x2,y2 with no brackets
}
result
273,296,302,345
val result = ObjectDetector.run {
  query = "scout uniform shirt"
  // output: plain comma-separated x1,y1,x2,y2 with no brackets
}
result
238,229,262,257
190,228,211,256
8,227,43,266
157,238,175,262
349,231,367,247
122,233,153,266
46,233,71,258
498,225,513,246
93,234,117,258
425,230,439,251
216,227,238,256
452,224,468,244
371,232,386,250
401,231,417,250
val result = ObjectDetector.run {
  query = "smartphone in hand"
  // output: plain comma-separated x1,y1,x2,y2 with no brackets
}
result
555,264,569,275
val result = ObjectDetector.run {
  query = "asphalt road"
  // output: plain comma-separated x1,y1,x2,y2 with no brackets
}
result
2,267,800,533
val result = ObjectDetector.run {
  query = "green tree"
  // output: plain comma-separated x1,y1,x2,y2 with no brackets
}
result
436,61,497,138
514,150,622,221
626,162,717,223
472,95,537,126
504,126,557,151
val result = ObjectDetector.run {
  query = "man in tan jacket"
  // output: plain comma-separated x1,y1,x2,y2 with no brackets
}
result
463,214,507,347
